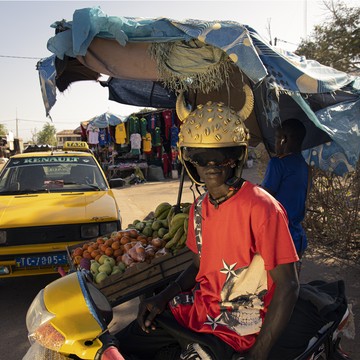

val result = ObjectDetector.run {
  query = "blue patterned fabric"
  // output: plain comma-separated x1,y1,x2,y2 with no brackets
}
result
47,7,355,93
88,111,126,128
39,6,360,176
302,142,356,176
37,55,57,120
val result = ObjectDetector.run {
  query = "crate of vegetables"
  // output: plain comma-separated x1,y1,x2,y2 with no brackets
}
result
67,228,193,305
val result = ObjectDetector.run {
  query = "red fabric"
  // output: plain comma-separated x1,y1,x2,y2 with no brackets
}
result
153,145,162,159
162,110,173,140
171,148,179,163
170,182,298,352
162,153,171,176
80,123,87,141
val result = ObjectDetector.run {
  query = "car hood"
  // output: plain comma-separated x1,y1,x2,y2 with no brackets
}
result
0,191,119,228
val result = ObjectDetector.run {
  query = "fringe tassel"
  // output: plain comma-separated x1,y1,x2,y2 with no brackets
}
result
149,41,232,94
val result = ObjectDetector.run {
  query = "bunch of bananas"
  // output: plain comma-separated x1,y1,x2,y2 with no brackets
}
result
155,202,191,252
129,202,191,252
163,210,189,251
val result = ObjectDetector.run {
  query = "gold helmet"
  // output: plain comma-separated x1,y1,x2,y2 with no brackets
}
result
177,90,252,148
176,86,253,186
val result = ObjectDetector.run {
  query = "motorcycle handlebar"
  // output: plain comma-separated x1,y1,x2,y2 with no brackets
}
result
101,346,125,360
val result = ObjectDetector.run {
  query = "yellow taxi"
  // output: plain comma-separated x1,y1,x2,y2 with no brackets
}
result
0,141,121,277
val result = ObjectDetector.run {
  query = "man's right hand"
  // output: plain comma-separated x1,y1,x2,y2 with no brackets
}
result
137,260,199,333
137,294,169,333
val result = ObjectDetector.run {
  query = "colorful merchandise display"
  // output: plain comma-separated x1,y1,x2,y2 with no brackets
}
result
80,109,181,184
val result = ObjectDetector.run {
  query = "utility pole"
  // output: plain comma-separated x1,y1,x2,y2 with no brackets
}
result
16,108,19,138
266,18,273,45
304,0,308,39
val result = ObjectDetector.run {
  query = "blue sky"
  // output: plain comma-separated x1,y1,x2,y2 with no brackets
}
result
0,0,356,141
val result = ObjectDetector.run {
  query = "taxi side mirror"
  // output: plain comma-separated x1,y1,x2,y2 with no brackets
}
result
109,178,125,188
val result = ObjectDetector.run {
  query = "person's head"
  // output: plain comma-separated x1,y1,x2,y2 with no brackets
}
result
176,92,253,188
275,118,306,156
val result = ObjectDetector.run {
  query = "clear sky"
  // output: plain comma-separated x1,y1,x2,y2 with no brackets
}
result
0,0,356,141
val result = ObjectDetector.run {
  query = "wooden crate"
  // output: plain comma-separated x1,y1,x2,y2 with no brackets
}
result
97,247,193,305
67,241,193,306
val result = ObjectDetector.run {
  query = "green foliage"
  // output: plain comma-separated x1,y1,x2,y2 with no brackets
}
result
296,1,360,73
36,123,57,146
295,1,359,261
0,123,7,136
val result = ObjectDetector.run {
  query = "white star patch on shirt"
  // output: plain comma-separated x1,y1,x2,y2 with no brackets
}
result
204,313,227,330
220,260,238,281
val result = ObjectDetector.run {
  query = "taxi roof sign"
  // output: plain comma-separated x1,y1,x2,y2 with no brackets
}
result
63,141,90,152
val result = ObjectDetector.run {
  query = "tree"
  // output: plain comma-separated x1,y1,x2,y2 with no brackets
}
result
296,0,360,73
36,123,57,146
295,1,359,262
0,123,7,136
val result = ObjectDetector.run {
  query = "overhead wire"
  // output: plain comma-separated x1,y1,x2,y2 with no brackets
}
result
1,118,83,124
0,54,43,60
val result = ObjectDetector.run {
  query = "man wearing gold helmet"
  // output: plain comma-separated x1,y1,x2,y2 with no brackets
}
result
115,96,333,359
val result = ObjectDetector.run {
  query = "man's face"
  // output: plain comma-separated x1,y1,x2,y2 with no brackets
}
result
182,147,241,187
195,162,234,188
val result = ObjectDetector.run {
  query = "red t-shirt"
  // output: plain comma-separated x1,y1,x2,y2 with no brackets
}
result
170,182,298,352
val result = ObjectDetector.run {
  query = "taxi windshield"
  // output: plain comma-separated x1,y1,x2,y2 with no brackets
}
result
0,155,108,194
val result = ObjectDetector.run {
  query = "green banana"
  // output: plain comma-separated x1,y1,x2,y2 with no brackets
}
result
161,219,169,228
165,219,186,239
176,232,187,248
166,206,176,225
183,217,189,234
157,207,171,220
162,223,182,240
151,220,163,231
157,227,168,238
162,232,172,241
165,226,185,249
170,213,189,228
154,202,171,218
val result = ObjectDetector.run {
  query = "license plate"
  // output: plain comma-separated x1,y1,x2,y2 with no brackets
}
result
15,253,68,267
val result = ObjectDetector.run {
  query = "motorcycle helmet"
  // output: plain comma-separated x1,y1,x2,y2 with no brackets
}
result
176,86,253,186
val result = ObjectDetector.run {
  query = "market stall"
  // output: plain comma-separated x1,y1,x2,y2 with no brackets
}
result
38,7,360,179
36,5,360,297
80,108,182,182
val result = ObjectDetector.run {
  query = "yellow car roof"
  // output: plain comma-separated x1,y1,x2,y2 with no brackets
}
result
12,150,94,158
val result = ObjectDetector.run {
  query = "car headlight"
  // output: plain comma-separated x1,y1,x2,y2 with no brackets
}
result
0,231,6,244
100,222,118,235
26,289,65,351
81,224,99,239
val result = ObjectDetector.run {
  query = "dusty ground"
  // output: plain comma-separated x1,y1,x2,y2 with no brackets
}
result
110,164,358,359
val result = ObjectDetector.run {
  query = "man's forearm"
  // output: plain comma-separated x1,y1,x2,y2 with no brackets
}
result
158,259,199,302
248,279,299,359
175,261,199,291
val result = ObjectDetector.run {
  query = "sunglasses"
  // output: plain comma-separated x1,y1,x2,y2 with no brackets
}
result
187,158,236,168
182,147,241,168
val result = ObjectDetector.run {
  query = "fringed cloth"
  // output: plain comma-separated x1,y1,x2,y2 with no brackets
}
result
149,39,233,94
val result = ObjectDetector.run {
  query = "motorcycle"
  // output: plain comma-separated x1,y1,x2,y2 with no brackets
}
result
23,270,353,360
23,270,123,360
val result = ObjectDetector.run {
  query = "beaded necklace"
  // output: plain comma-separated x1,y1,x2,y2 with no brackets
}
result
209,187,237,209
208,178,245,209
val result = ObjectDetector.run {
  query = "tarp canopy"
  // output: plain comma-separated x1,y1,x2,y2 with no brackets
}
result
86,111,127,128
38,6,360,176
